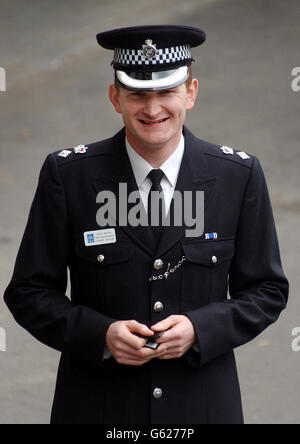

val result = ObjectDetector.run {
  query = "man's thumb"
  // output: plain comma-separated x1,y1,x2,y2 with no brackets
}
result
128,320,154,336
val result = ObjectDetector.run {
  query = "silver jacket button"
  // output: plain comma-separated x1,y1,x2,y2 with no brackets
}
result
97,254,105,263
153,301,164,312
154,259,163,270
211,256,218,264
153,388,163,399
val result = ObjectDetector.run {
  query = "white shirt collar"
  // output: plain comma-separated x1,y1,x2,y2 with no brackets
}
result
125,134,185,189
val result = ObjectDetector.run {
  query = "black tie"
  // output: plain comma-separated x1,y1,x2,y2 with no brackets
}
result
147,169,166,243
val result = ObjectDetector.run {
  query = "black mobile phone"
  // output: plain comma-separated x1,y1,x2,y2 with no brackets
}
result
134,331,165,349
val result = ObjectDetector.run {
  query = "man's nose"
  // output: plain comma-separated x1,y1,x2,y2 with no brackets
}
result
142,97,162,117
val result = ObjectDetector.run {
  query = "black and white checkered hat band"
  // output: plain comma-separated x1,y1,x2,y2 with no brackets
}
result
113,45,192,66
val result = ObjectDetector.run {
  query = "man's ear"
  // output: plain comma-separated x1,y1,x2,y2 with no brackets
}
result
186,78,198,111
109,84,122,114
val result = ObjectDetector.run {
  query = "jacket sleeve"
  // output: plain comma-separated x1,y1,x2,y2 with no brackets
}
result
184,156,289,367
4,153,116,364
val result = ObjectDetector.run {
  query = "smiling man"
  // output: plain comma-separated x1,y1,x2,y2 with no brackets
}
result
109,71,197,165
4,25,288,424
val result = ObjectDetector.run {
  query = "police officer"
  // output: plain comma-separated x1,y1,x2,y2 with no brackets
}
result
4,25,288,424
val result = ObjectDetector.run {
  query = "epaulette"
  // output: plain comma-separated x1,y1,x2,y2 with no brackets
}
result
204,144,253,167
219,145,251,161
56,144,88,159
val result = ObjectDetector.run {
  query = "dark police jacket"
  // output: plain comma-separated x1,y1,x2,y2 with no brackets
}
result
4,127,289,424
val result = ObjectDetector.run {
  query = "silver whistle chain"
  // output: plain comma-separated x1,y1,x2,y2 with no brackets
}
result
149,255,186,282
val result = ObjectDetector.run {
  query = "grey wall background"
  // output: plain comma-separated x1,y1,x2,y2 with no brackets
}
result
0,0,299,424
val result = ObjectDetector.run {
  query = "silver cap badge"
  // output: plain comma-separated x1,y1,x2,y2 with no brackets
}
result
142,39,159,60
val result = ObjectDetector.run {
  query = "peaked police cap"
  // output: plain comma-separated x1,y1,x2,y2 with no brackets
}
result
96,25,206,91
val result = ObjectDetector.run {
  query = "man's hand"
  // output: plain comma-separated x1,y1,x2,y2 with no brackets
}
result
106,320,166,366
151,315,196,360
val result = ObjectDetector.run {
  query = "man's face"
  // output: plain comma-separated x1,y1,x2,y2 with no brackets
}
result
109,80,198,151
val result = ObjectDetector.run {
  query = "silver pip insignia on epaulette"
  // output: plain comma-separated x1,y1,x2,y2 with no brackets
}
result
58,150,72,158
237,151,250,160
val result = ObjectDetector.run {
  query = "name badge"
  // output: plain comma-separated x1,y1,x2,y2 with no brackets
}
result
84,228,116,247
205,232,218,240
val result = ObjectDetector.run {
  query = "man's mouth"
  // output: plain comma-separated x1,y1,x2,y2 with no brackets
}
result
139,117,170,126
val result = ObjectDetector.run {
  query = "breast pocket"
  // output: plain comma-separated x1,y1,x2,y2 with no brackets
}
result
180,239,235,309
73,239,136,315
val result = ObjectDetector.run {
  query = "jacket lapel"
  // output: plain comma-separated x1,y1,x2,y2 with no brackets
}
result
92,129,157,256
155,127,217,257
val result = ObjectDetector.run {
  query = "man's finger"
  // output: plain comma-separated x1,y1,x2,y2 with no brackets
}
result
120,321,153,350
124,332,148,350
117,343,149,358
127,320,154,337
155,326,181,343
158,354,176,360
151,315,179,332
157,345,186,360
154,320,184,343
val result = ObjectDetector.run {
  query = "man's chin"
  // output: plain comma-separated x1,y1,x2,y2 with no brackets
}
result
126,124,182,150
136,128,178,147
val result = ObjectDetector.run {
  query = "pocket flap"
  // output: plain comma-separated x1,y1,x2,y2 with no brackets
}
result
75,240,135,266
182,239,235,267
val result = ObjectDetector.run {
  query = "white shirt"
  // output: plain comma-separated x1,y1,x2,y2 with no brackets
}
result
125,134,185,216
